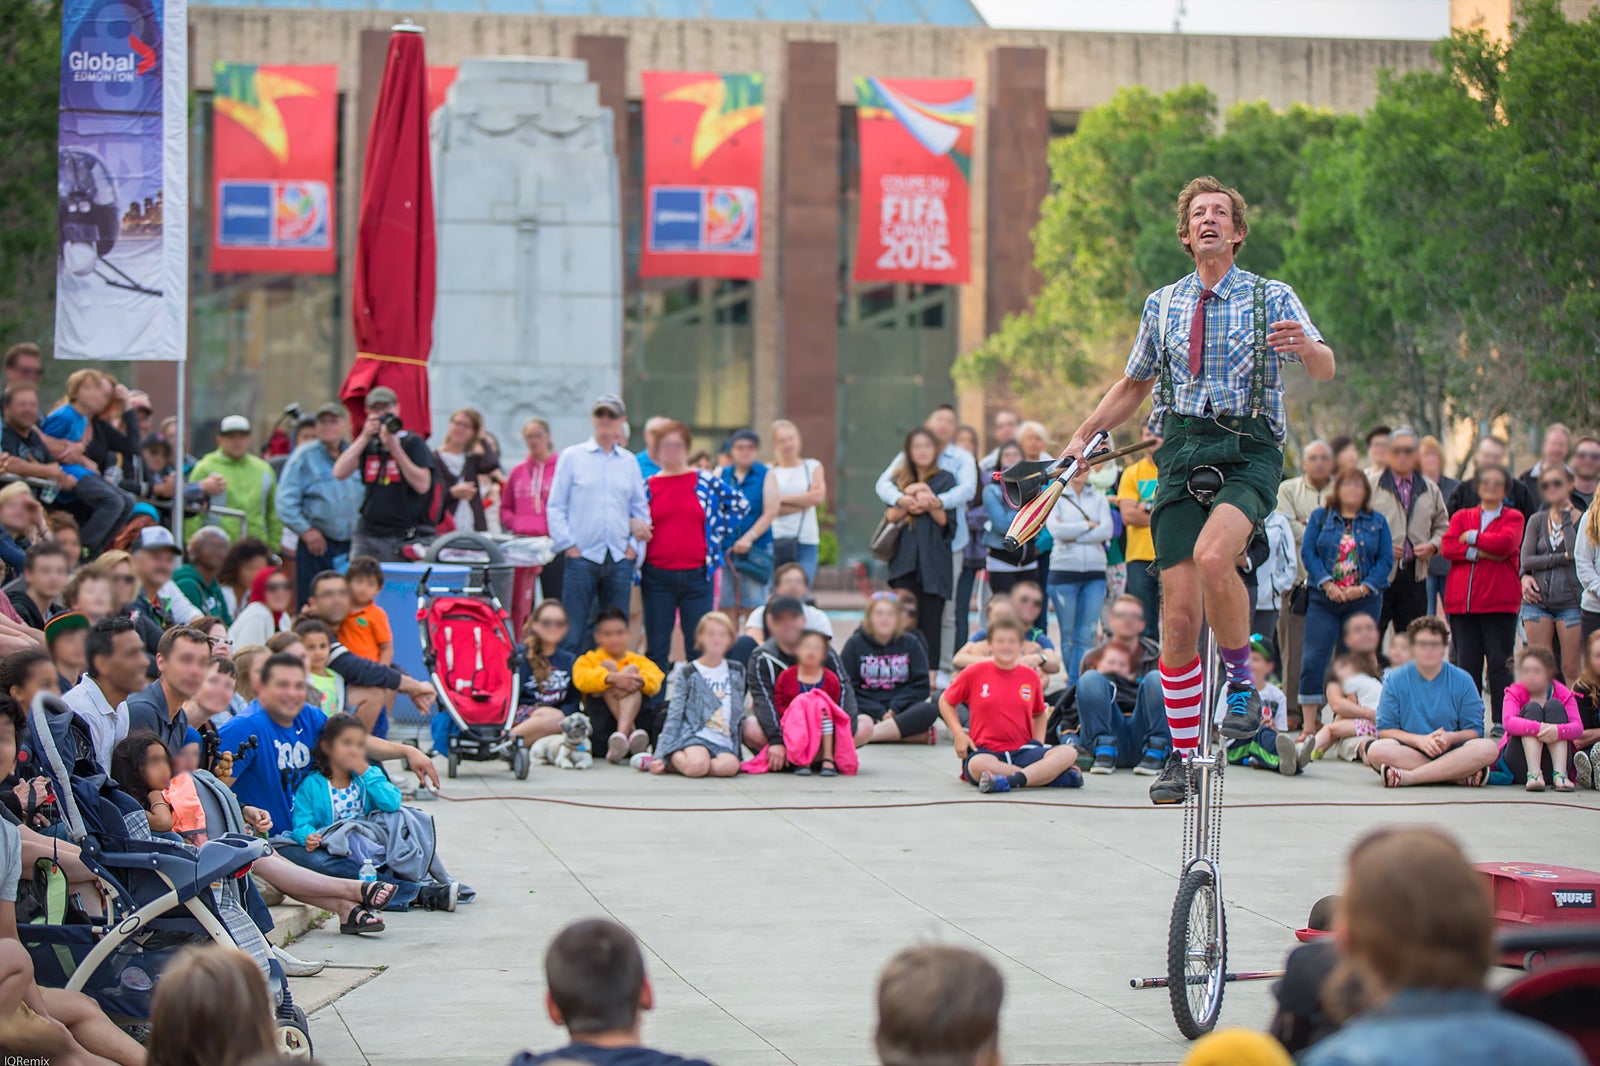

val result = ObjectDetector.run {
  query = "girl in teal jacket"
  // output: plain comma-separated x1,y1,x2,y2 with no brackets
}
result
289,714,403,847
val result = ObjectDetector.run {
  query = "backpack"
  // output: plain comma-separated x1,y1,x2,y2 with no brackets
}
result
417,450,452,535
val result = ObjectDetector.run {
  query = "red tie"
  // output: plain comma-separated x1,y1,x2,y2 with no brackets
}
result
1188,289,1217,377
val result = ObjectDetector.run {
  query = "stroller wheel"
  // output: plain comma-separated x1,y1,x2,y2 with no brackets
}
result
447,750,461,779
514,744,531,781
277,1003,313,1057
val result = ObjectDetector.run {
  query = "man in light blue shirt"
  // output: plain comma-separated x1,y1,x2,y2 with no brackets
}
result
548,394,651,656
1365,616,1500,787
276,403,365,604
875,404,977,669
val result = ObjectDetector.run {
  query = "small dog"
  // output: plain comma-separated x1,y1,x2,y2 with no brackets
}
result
529,712,593,770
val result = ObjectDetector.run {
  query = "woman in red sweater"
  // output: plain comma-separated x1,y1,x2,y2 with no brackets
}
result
1442,465,1526,727
640,421,750,676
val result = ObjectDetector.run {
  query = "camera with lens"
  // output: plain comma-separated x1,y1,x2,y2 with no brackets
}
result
282,402,303,419
380,413,403,435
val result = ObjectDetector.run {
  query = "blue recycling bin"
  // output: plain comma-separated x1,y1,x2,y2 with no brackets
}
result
377,562,470,728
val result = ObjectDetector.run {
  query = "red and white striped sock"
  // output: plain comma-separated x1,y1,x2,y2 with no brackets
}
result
1160,656,1204,755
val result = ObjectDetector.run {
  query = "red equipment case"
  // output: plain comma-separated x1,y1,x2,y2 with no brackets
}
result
1477,863,1600,928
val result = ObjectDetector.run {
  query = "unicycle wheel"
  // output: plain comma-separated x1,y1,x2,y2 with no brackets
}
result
1167,865,1227,1039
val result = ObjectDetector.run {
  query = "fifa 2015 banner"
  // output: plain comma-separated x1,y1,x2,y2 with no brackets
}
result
853,77,974,286
641,72,764,279
211,63,338,274
56,0,187,361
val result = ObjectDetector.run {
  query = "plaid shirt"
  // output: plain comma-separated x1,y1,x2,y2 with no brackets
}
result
1125,265,1322,443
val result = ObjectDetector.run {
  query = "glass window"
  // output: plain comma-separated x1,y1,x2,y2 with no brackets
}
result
835,104,959,557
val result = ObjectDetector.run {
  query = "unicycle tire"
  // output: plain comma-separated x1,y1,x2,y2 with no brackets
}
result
1167,865,1227,1039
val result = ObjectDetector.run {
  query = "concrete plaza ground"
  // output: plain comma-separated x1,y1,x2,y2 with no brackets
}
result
289,741,1600,1066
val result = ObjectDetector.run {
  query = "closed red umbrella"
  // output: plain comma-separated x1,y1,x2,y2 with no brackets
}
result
340,24,435,439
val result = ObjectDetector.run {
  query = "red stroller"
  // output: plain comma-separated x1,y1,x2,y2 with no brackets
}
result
416,569,530,780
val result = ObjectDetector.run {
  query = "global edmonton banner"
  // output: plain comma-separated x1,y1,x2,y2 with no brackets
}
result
211,63,339,274
853,77,973,286
641,72,764,280
56,0,188,361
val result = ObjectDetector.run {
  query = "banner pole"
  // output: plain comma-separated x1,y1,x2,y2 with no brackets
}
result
171,362,185,549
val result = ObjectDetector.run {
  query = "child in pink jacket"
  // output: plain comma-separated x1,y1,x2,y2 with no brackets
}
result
1501,645,1581,792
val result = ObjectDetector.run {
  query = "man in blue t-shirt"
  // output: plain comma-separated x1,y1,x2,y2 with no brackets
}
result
218,653,439,888
1366,616,1500,787
508,919,714,1066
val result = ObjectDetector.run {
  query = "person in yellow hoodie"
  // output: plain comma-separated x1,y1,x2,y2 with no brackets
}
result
184,415,282,549
573,605,664,763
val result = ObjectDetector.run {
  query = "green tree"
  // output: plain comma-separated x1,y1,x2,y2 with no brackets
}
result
0,0,61,347
959,86,1351,433
1495,0,1600,426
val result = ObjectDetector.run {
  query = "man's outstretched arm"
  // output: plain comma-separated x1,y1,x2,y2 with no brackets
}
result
1060,376,1157,463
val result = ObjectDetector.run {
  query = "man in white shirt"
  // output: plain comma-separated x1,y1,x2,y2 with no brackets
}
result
61,616,148,771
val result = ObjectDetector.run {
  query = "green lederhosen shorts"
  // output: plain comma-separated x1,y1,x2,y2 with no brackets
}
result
1150,412,1283,570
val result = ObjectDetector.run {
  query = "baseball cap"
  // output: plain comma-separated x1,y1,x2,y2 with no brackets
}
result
43,611,90,648
315,402,346,419
727,428,760,448
131,526,182,556
127,391,152,413
218,415,251,435
765,595,806,620
187,525,231,552
592,393,627,418
365,386,399,408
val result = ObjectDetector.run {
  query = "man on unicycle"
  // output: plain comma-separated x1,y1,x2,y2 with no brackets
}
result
1060,176,1335,805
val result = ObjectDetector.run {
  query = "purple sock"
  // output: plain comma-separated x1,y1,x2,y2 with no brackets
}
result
1219,644,1253,689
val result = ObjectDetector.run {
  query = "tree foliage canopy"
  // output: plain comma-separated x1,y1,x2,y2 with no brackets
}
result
963,0,1600,445
0,0,62,347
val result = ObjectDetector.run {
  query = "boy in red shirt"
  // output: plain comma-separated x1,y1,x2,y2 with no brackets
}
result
939,615,1083,793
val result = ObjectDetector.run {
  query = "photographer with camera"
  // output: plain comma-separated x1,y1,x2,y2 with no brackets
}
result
332,387,435,563
183,415,281,549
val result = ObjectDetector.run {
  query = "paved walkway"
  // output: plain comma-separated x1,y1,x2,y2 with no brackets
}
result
297,744,1600,1066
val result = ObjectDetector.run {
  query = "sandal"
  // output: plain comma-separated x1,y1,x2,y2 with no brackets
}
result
1461,768,1487,788
360,881,398,911
1526,772,1546,793
819,759,839,778
1553,771,1575,793
340,907,386,935
1383,767,1405,788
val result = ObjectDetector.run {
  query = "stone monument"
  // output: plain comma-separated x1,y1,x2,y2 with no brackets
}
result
430,57,621,456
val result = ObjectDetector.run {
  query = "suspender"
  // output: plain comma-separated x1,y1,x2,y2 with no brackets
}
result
1155,275,1271,419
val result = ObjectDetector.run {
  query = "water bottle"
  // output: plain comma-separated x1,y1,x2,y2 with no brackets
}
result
359,858,377,884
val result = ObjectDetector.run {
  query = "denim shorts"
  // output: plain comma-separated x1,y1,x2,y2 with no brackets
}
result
717,563,768,611
1519,602,1583,627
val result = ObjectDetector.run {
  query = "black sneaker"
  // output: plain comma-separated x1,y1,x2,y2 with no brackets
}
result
1219,683,1262,740
1090,748,1116,775
1149,752,1188,805
1133,748,1165,776
1489,722,1505,740
416,882,460,913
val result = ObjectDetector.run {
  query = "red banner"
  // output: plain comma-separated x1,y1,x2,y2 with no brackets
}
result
427,65,456,120
853,77,973,285
211,63,338,274
641,71,764,280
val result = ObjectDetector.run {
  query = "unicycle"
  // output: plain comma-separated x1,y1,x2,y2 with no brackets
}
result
1166,625,1228,1038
